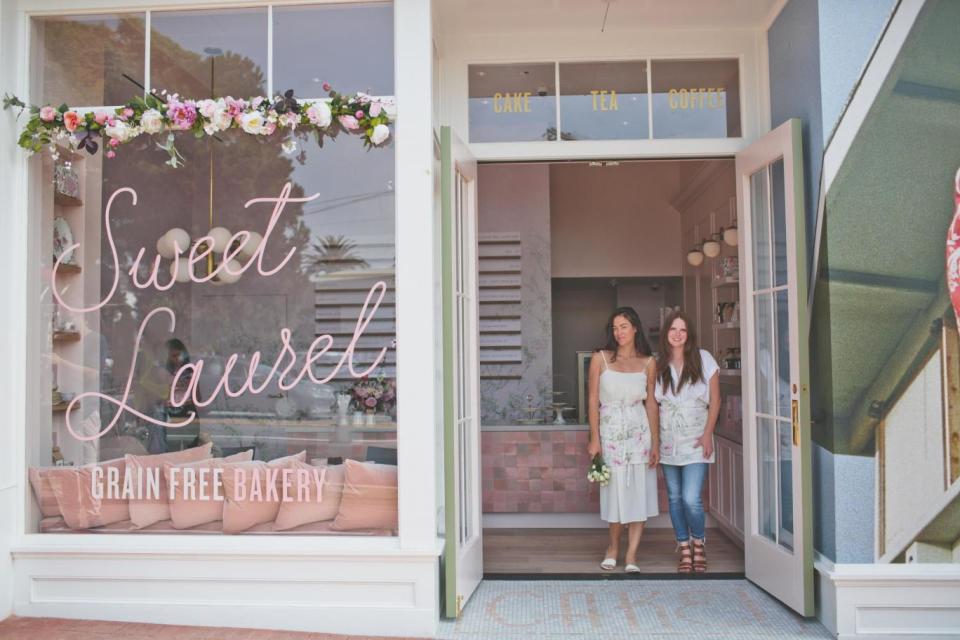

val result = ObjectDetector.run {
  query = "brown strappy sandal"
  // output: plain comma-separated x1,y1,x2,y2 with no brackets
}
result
692,538,707,573
677,542,693,574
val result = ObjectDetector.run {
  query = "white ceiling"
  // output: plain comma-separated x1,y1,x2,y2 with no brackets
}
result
437,0,785,35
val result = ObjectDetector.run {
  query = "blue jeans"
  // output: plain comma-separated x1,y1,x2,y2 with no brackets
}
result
661,463,708,543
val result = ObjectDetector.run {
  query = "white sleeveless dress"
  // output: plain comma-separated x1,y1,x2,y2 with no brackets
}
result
598,354,660,524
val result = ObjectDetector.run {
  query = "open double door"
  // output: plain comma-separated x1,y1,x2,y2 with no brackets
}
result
440,120,814,618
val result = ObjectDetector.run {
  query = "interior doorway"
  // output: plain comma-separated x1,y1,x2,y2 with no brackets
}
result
476,158,745,576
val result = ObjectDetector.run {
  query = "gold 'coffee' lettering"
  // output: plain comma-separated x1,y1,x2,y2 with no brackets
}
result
590,90,619,111
493,92,532,113
667,87,726,110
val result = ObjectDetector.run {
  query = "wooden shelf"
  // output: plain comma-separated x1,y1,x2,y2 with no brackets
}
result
712,277,740,288
56,262,81,275
54,192,83,207
719,369,741,378
715,322,740,330
52,401,69,413
52,330,81,343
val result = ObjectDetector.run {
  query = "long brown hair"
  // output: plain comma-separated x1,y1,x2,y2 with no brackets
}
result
657,310,704,394
600,307,652,362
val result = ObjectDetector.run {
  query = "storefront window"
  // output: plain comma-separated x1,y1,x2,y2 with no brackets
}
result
28,5,398,537
558,61,649,140
468,63,557,142
273,3,394,97
650,59,741,139
32,14,146,107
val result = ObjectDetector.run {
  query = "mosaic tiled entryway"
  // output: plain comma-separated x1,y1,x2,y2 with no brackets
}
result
437,579,832,639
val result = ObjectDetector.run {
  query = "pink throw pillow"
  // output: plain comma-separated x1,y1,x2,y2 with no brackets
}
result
221,451,306,534
28,467,62,517
273,462,345,531
46,457,130,530
331,459,398,531
162,449,254,530
125,443,213,529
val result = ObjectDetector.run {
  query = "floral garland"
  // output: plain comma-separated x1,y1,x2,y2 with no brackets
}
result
2,84,393,168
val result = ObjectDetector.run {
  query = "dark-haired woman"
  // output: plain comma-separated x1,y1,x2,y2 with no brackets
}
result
587,307,660,573
655,311,720,573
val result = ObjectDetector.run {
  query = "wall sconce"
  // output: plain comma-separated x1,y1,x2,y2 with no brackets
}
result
723,223,738,246
703,232,722,258
686,243,705,267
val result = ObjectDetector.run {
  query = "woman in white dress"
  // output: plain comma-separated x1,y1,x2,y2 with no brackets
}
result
655,310,721,573
587,307,660,573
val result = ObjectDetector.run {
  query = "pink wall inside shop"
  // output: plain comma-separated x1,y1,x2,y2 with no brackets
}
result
482,430,670,514
549,162,685,278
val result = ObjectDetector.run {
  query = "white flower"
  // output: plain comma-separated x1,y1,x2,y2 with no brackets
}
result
211,107,232,132
279,112,298,129
104,120,136,142
240,111,265,135
197,99,217,119
306,101,332,128
140,109,164,134
370,123,390,145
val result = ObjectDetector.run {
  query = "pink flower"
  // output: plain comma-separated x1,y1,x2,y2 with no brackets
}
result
167,100,197,130
39,106,57,122
62,111,80,132
338,115,359,130
364,397,377,408
106,150,116,159
109,138,120,147
322,82,331,92
355,109,364,119
262,121,276,135
122,108,134,119
251,96,265,109
94,111,109,125
370,102,382,118
225,97,245,118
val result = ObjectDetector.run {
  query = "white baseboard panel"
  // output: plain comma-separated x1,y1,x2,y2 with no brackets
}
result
0,486,14,621
816,556,960,639
482,512,718,529
13,550,440,637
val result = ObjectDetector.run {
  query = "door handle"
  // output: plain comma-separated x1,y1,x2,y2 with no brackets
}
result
791,398,799,447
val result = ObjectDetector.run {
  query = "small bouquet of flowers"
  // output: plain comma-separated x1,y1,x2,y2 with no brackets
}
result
348,374,397,414
587,454,611,487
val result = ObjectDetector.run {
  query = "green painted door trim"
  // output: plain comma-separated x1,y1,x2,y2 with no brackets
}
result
790,117,816,617
439,126,458,619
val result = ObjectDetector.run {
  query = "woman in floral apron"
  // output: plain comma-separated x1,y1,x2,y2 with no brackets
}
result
655,311,720,573
587,307,660,573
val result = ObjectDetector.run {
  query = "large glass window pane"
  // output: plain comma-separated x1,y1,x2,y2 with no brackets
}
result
30,9,398,537
776,289,791,419
469,63,557,142
758,417,777,543
151,8,268,98
778,419,794,551
273,3,394,97
33,14,146,107
750,167,772,292
650,59,741,139
558,61,648,140
754,292,775,417
771,158,788,287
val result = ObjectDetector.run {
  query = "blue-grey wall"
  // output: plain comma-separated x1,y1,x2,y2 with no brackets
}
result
768,0,893,564
768,0,823,262
818,0,897,141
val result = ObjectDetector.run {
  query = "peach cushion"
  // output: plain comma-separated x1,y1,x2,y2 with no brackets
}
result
46,457,130,529
221,451,306,534
331,459,398,531
125,443,213,529
29,467,62,517
162,449,254,530
273,462,346,531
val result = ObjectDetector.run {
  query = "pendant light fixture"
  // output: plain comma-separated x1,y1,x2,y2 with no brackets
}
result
703,232,722,258
686,242,705,267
